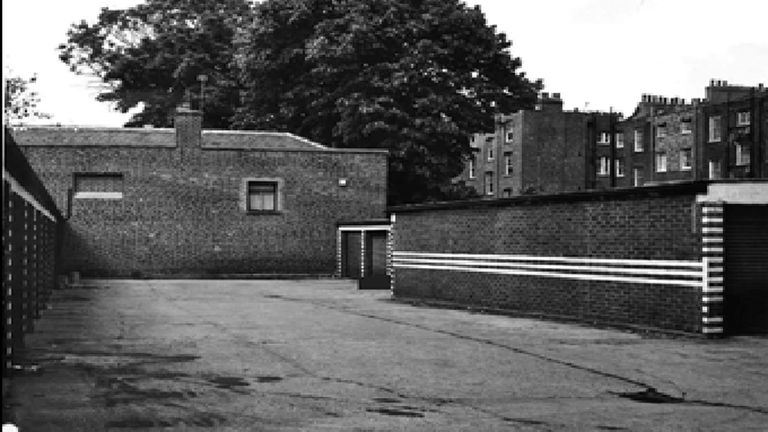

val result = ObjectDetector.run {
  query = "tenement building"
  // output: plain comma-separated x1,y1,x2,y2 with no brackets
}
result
10,106,388,277
458,80,767,197
458,92,614,198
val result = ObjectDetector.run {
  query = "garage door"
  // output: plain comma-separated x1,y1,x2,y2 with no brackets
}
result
724,204,768,334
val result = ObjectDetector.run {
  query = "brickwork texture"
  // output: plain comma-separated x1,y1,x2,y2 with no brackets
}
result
391,187,705,333
13,110,387,277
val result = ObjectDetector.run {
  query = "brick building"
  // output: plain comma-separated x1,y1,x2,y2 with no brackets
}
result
10,107,388,277
457,81,767,196
389,181,768,335
458,93,614,198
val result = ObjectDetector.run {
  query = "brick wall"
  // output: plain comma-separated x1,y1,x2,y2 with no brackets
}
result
13,112,387,277
390,184,708,334
4,131,63,375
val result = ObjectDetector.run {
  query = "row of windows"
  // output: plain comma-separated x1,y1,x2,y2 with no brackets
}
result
469,153,514,179
72,173,282,213
599,110,751,150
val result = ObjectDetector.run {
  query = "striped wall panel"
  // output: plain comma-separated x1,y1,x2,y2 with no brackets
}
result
701,203,725,335
393,251,704,288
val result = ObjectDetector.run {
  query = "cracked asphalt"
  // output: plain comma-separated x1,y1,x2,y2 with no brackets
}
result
3,279,767,431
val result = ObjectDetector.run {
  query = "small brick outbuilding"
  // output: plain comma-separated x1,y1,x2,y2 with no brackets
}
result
11,108,388,277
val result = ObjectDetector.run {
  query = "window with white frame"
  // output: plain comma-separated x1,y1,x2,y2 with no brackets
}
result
505,127,514,143
737,111,751,126
504,152,513,176
598,131,610,145
597,157,610,176
632,168,643,187
680,119,692,134
246,181,279,212
680,148,692,171
487,144,494,161
708,116,722,142
468,156,476,178
484,172,494,195
708,160,722,179
615,132,624,148
735,143,750,166
655,152,667,173
656,124,667,138
634,130,643,152
615,159,625,177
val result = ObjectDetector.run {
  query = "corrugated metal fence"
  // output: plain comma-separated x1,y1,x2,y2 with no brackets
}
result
3,129,63,376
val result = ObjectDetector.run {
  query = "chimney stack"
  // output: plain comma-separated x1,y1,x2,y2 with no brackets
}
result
175,104,203,151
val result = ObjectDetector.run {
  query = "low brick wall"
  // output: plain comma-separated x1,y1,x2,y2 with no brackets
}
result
389,184,710,334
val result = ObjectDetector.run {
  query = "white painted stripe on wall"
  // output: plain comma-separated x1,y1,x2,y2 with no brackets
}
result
703,286,723,293
701,206,724,214
702,217,723,224
2,169,56,221
702,296,723,303
702,247,723,253
394,251,701,268
702,227,723,234
703,316,723,324
394,257,702,278
707,267,723,274
702,237,723,243
394,263,702,287
702,327,723,334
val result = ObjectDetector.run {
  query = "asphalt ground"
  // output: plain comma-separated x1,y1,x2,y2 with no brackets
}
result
3,279,767,431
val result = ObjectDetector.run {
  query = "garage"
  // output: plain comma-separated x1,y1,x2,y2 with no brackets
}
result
337,220,391,289
724,204,768,334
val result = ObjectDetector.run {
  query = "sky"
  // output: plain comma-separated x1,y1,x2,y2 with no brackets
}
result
3,0,767,127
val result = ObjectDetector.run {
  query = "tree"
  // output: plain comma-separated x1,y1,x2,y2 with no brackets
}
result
235,0,541,204
4,72,51,124
58,0,253,128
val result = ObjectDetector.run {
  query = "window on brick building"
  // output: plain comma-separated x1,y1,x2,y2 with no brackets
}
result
597,157,610,176
487,144,494,161
484,172,494,195
246,180,280,212
655,153,667,173
737,111,751,126
656,123,666,138
634,130,643,152
73,173,124,199
735,143,750,166
615,132,624,148
708,116,722,142
598,131,610,145
505,128,514,143
615,159,625,177
504,152,513,176
680,148,692,171
632,168,643,187
469,156,476,179
708,160,722,179
681,119,692,134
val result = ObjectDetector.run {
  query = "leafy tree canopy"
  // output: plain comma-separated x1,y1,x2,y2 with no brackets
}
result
4,71,51,125
60,0,540,204
235,0,540,203
58,0,252,128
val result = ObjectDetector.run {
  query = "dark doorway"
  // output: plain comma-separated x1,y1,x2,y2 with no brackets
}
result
724,204,768,334
342,232,361,279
